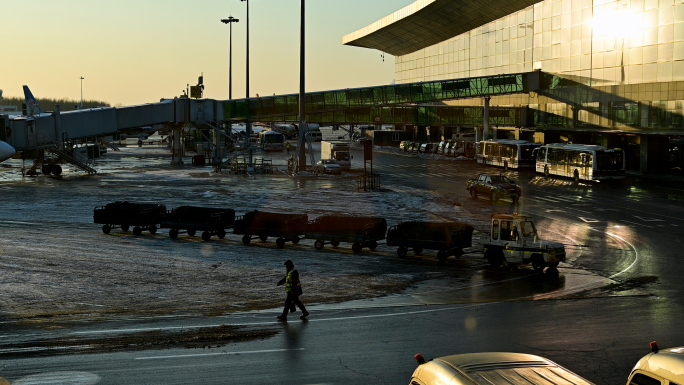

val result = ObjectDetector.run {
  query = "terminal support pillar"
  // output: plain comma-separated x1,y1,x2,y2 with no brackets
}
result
171,126,184,165
483,97,490,140
640,135,649,174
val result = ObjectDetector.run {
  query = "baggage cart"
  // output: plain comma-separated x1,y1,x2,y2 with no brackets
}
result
306,215,387,253
233,210,308,248
160,206,235,241
93,201,166,236
386,221,474,261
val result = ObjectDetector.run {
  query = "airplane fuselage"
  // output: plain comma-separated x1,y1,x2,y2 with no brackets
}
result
0,140,16,162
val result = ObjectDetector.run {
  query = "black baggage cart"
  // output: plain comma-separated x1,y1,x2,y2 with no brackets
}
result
305,215,387,253
93,201,166,236
160,206,235,241
233,210,308,248
386,221,474,261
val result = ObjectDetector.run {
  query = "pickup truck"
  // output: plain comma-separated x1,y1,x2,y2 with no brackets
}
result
482,213,565,271
466,173,521,203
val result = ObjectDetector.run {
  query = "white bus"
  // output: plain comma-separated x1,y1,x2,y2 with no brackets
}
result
259,131,285,151
476,139,540,170
535,143,625,182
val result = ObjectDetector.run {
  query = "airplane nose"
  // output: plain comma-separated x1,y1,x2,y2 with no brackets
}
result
0,140,16,162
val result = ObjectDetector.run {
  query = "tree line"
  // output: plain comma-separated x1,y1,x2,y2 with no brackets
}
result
0,96,111,112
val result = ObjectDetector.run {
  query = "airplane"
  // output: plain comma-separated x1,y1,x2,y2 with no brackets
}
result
23,85,45,116
0,88,17,162
0,140,15,163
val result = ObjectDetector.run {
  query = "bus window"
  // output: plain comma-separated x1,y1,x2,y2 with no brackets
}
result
537,147,547,161
492,220,499,240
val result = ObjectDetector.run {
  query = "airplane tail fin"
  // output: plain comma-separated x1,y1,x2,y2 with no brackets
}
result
23,85,43,116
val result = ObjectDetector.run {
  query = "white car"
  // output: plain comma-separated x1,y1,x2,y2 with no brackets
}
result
627,342,684,385
315,159,341,174
410,352,594,385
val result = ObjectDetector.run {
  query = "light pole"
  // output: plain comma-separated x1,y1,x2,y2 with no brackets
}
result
240,0,252,167
296,0,306,172
220,16,239,100
80,76,84,109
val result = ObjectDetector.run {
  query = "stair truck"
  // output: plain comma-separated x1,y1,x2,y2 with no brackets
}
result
387,221,474,262
160,206,235,241
305,215,387,253
321,141,351,170
233,210,308,248
482,213,565,271
94,201,166,236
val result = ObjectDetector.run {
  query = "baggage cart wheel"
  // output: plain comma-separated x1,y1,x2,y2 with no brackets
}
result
169,229,179,239
121,225,130,232
133,226,142,236
292,236,300,244
414,246,423,255
352,242,363,254
397,247,407,258
259,234,268,242
217,230,226,239
437,250,448,262
314,240,324,250
188,229,196,237
367,240,378,250
330,240,340,247
102,224,111,235
149,225,158,235
202,231,211,241
276,238,286,248
242,235,251,245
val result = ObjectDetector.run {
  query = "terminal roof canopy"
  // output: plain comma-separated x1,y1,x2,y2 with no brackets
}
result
343,0,542,56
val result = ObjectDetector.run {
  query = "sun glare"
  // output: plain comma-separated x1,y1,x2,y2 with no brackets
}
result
592,8,641,38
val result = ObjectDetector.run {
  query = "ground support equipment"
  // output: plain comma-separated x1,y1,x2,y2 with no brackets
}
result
94,201,166,236
233,210,308,247
160,206,235,241
305,215,387,253
386,221,474,261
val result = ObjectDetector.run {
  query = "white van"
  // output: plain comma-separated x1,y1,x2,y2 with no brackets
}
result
306,131,322,142
627,342,684,385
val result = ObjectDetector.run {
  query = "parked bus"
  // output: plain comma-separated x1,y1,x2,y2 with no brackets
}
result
476,139,540,170
535,143,625,182
259,131,285,151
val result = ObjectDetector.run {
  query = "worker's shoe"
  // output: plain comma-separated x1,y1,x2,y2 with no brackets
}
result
277,315,287,321
300,312,309,320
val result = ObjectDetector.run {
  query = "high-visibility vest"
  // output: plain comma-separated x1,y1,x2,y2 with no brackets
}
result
285,269,301,292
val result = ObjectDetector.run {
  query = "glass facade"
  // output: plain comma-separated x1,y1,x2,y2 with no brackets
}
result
395,0,684,86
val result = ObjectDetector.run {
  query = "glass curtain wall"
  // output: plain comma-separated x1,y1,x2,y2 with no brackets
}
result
395,0,684,87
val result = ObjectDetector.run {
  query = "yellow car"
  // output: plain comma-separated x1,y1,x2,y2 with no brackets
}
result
410,352,594,385
627,342,684,385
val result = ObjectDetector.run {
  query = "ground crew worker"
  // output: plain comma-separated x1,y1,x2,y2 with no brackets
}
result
276,260,309,321
286,142,291,154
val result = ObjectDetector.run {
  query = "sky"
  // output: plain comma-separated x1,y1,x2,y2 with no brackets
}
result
1,0,415,107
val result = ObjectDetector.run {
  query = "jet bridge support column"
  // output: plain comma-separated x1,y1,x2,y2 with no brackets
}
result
212,126,221,166
53,105,63,150
171,126,184,165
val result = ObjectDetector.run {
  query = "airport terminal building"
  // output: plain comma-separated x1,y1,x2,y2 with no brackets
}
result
344,0,684,174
